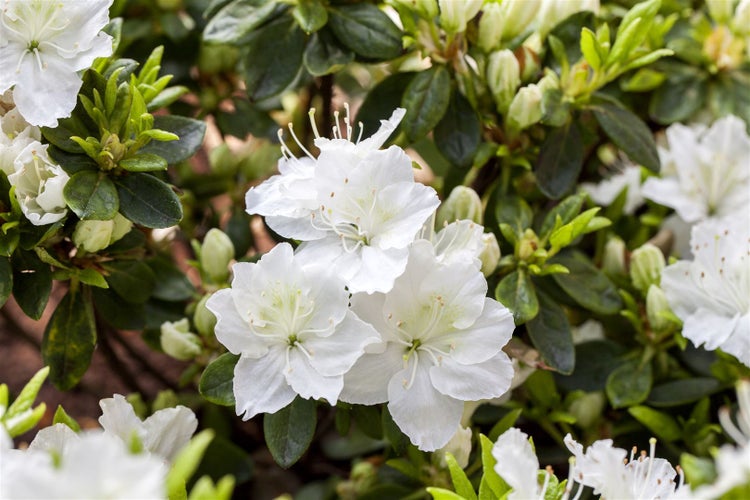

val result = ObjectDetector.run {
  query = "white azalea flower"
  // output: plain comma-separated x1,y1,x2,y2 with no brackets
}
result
246,108,440,294
206,243,380,420
340,240,515,451
641,115,750,224
7,140,69,225
492,428,549,500
0,0,114,127
1,429,167,499
564,434,685,499
98,394,198,463
0,424,11,450
0,90,40,176
580,164,644,215
661,217,750,367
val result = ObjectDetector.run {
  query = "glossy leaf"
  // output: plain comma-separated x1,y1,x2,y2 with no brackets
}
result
203,0,283,45
116,173,182,228
526,291,575,374
328,4,403,60
303,29,355,76
551,250,622,315
495,269,538,324
293,0,327,33
141,115,207,165
647,378,724,407
264,397,317,468
401,65,451,143
119,153,168,172
605,358,652,409
434,91,481,168
63,171,119,220
104,260,156,304
147,256,195,301
534,122,583,200
591,100,660,172
357,72,415,141
12,250,52,320
199,352,240,406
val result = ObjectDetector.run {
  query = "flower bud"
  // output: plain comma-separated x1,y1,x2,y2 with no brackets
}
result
478,2,506,52
602,236,627,276
436,186,483,226
73,213,133,253
707,0,734,23
500,0,540,40
200,228,235,284
506,84,543,130
193,293,217,337
160,318,202,361
434,425,473,468
734,0,750,36
439,0,482,34
517,228,540,261
392,0,439,19
479,232,500,277
567,391,606,429
629,243,665,294
646,285,673,333
487,49,521,114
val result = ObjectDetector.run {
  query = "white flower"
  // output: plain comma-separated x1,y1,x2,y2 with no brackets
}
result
661,217,750,367
580,164,644,215
0,90,40,176
536,0,600,36
564,434,684,499
642,115,750,224
0,0,114,127
246,108,440,294
98,394,198,462
492,428,546,500
1,429,167,499
435,425,473,469
0,424,11,450
206,243,380,420
340,240,515,451
7,140,69,225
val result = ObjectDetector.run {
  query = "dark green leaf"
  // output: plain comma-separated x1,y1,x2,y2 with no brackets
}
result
12,250,52,320
119,153,168,172
539,193,585,239
495,269,538,324
352,404,383,440
495,195,533,235
382,407,409,455
226,207,254,258
555,340,626,392
63,171,119,220
534,122,583,200
203,0,284,44
303,29,355,76
141,115,207,164
41,116,90,153
92,287,146,330
526,290,575,374
356,72,415,142
434,91,481,168
551,250,622,314
647,378,723,407
0,257,11,308
264,397,317,468
591,100,659,172
605,357,652,408
147,256,195,301
199,352,240,406
104,260,156,304
115,173,182,228
401,65,451,143
215,98,277,140
328,4,403,60
47,147,99,175
42,286,97,390
192,434,254,485
293,0,327,33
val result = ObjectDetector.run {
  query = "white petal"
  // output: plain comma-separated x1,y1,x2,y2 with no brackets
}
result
430,351,514,401
206,289,269,357
11,56,82,127
642,177,706,223
348,245,409,294
492,428,539,500
142,406,198,462
233,349,297,420
340,342,404,405
373,182,440,249
28,423,79,455
437,299,515,365
285,348,343,404
98,394,146,444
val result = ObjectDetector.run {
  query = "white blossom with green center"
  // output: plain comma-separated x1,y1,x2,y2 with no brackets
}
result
340,240,515,451
206,243,379,420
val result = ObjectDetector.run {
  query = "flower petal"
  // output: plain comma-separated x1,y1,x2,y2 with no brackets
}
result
233,348,297,420
340,342,404,405
429,351,514,401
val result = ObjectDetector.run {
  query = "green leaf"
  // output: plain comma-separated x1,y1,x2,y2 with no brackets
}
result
293,0,327,33
605,357,652,409
63,170,119,220
147,256,195,301
427,488,467,500
328,4,403,60
199,353,239,406
120,153,168,172
5,366,49,418
445,452,478,500
488,408,523,441
104,260,156,304
434,91,481,168
77,268,109,289
352,404,383,440
41,115,90,154
203,0,284,45
167,429,215,500
534,122,584,200
47,147,99,175
92,287,146,330
496,195,533,235
42,286,97,391
580,27,602,70
646,378,723,407
0,257,11,308
141,115,207,165
526,290,575,374
240,16,305,101
264,397,317,468
649,73,707,124
551,250,622,314
591,100,659,172
628,405,681,442
478,434,509,500
401,65,451,143
495,269,538,324
382,407,409,455
539,193,585,239
191,435,252,489
303,29,355,76
549,207,603,250
116,173,182,228
52,405,81,432
356,72,415,142
556,340,626,392
12,250,52,320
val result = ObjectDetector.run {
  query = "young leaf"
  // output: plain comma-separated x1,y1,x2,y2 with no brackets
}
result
445,452,478,500
401,65,451,143
119,153,168,172
5,366,49,419
53,405,82,432
167,430,216,500
199,353,240,406
264,397,317,468
63,171,119,220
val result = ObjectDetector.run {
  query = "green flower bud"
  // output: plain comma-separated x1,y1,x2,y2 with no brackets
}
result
602,236,627,276
193,293,217,337
392,0,438,19
506,84,543,130
72,214,132,254
479,232,500,277
110,213,133,243
629,243,665,294
646,284,673,333
707,0,734,23
517,228,540,262
439,0,482,34
487,49,521,114
160,318,202,361
201,228,235,284
478,2,506,52
479,0,540,51
567,391,606,429
437,186,483,226
734,0,750,36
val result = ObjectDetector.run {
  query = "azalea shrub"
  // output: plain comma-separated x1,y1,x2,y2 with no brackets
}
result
1,0,750,498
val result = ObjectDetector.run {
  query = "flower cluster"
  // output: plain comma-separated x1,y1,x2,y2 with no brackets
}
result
210,108,514,451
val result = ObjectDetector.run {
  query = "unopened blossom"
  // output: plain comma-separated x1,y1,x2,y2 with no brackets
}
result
340,240,515,451
0,0,114,127
661,217,750,367
246,108,439,294
641,115,750,224
493,428,551,499
99,394,198,462
580,164,644,215
564,434,686,499
206,243,379,420
7,140,69,225
536,0,600,37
